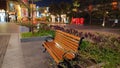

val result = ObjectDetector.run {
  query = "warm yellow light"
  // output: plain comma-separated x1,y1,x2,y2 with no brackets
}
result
44,10,47,13
112,1,118,9
106,11,109,14
112,1,117,5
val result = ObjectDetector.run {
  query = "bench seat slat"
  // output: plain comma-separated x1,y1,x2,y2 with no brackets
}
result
43,43,60,63
44,41,75,64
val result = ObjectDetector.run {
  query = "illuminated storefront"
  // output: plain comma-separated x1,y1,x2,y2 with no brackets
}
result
0,9,6,22
21,0,28,18
36,6,40,18
7,0,29,21
6,0,38,22
15,5,21,20
8,1,17,21
21,8,28,17
0,0,38,22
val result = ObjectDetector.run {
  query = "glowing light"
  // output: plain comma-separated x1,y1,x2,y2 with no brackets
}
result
72,17,84,25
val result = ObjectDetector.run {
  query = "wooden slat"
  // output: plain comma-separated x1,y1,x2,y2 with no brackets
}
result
44,42,64,63
43,42,75,64
55,31,79,47
56,32,79,45
43,43,60,63
56,30,80,40
55,31,79,51
56,32,79,44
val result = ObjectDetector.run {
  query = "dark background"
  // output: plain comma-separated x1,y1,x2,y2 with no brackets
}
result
0,0,7,10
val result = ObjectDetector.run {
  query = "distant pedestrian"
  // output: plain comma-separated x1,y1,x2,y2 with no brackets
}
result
112,19,118,27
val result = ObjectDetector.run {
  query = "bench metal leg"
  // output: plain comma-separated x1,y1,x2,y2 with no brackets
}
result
57,60,72,68
43,48,46,53
42,44,46,53
57,62,65,68
57,65,63,68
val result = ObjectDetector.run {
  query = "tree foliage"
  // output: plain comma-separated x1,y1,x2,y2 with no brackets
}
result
49,2,72,15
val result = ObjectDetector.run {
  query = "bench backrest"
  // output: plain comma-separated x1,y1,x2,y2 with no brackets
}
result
54,30,80,52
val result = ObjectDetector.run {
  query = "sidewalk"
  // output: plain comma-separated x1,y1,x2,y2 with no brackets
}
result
0,34,10,68
21,37,57,68
0,23,57,68
1,34,56,68
1,33,26,68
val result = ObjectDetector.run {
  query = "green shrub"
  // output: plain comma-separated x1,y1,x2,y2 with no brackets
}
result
80,41,90,51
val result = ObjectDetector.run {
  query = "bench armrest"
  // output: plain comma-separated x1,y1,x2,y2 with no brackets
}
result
62,50,77,60
45,36,54,42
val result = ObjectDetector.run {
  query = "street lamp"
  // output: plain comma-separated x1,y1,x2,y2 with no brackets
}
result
102,11,109,27
88,5,93,25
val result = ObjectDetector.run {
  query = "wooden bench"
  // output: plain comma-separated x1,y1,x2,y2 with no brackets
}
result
42,30,84,67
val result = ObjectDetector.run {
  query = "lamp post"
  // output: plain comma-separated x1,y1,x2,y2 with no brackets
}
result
102,11,109,27
88,5,93,25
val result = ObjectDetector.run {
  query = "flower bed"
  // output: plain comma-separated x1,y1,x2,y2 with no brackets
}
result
50,25,120,68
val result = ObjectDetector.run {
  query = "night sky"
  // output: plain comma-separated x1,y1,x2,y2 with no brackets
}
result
35,0,72,7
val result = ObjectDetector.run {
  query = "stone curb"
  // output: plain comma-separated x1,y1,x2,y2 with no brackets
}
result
20,36,48,42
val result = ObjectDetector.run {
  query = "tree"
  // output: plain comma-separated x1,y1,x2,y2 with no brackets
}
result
17,0,42,33
38,7,46,13
49,3,61,15
59,2,72,14
49,1,72,15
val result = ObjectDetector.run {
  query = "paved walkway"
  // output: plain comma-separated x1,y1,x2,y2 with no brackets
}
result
21,38,57,68
0,23,19,33
0,34,10,67
2,33,26,68
0,23,57,68
0,23,26,68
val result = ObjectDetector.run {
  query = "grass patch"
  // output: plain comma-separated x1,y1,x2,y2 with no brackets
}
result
21,30,55,38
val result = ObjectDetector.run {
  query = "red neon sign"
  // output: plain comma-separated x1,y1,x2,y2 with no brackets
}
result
72,17,84,25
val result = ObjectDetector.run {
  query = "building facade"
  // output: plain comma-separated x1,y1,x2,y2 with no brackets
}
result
7,0,29,21
0,0,37,22
0,0,7,22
